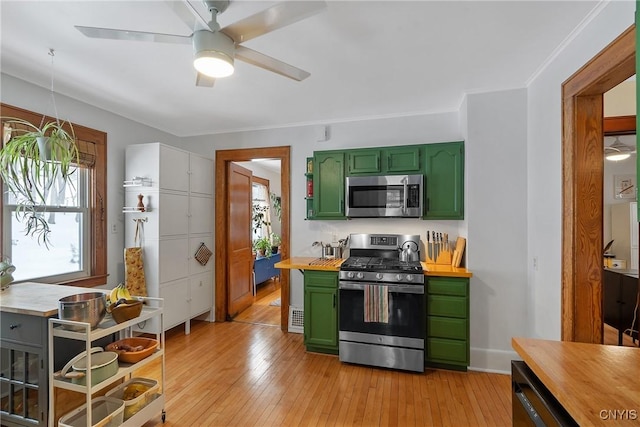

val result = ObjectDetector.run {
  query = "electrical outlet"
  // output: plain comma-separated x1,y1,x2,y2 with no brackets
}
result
111,223,117,234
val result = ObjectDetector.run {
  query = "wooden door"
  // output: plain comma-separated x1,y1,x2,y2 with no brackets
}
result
227,163,254,317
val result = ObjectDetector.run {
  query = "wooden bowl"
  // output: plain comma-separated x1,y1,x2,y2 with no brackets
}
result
107,299,143,324
105,337,158,364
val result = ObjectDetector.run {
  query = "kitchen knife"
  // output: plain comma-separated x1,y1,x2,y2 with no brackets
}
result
426,231,431,260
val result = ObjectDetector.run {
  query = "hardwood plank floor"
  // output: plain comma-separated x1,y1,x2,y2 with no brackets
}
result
135,319,512,426
603,322,639,347
233,278,281,327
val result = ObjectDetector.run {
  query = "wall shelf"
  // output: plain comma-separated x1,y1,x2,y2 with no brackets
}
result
123,177,152,187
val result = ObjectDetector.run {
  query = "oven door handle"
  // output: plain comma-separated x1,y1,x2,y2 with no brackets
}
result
339,281,424,294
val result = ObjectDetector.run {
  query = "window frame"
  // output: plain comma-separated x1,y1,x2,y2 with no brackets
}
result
1,103,107,287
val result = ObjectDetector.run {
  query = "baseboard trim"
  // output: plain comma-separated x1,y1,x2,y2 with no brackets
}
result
469,347,520,374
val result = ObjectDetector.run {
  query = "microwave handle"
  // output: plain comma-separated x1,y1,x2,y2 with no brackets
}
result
402,176,408,214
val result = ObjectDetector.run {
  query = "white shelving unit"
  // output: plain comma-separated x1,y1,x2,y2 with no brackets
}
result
48,297,166,426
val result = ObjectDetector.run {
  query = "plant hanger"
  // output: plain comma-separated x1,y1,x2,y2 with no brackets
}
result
0,49,79,247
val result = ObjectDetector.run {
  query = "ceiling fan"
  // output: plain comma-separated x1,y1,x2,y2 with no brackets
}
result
75,0,327,87
605,137,636,161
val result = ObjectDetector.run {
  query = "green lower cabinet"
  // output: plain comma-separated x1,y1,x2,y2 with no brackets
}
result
426,277,470,370
303,271,339,354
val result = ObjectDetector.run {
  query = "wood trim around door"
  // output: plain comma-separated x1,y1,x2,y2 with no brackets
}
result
561,25,635,343
215,146,291,331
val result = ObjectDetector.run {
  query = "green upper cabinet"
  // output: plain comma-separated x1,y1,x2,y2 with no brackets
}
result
347,149,381,174
346,145,422,175
313,151,346,219
383,146,422,173
424,141,464,219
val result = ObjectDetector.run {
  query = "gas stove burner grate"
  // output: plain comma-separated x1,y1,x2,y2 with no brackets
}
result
340,256,423,273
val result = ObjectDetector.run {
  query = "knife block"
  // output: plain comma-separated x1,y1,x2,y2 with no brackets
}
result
425,249,453,265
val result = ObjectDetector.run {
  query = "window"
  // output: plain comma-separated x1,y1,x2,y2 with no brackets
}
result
1,103,107,286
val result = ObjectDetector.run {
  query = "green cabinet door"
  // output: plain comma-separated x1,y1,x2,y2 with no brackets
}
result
383,146,422,173
348,149,381,174
425,276,469,370
313,152,346,219
424,141,464,219
304,271,338,354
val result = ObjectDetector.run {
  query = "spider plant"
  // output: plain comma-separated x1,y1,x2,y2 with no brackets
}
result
0,117,79,247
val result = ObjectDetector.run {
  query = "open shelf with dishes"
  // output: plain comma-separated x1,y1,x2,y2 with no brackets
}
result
48,297,166,426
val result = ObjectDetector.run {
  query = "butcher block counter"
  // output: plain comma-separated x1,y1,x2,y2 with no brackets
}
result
274,257,472,277
512,337,640,426
0,281,101,316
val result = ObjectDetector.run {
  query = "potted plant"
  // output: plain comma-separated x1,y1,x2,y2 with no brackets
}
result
270,233,281,255
252,203,270,236
253,236,272,258
0,117,79,246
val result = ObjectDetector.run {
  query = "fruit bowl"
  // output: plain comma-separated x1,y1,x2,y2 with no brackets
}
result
105,337,158,364
107,299,143,324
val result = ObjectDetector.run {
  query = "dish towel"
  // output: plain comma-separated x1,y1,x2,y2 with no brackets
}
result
364,285,389,323
124,220,147,297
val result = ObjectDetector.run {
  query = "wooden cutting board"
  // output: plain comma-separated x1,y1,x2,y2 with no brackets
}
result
451,237,466,267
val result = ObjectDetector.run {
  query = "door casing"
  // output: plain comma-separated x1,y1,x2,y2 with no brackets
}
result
561,25,635,342
215,146,291,330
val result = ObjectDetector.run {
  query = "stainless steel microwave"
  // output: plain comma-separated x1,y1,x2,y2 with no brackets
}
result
345,174,423,218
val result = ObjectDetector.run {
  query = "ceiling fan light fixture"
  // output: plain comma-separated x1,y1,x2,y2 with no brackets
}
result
606,152,631,161
605,137,634,161
193,30,235,78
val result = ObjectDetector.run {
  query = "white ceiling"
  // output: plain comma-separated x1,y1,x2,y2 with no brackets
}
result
1,1,601,137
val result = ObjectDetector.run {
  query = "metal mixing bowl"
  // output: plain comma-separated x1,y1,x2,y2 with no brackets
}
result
58,292,107,330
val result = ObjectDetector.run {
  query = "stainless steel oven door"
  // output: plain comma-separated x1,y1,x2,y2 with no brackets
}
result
338,281,425,343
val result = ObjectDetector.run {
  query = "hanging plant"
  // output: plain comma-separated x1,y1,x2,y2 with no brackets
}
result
0,117,79,247
270,192,282,222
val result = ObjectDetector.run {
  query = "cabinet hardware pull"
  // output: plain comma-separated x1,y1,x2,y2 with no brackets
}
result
333,294,336,308
9,324,20,330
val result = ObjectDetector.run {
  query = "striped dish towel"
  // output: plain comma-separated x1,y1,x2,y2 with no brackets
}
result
364,285,389,323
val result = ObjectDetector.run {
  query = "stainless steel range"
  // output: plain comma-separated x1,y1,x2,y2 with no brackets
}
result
339,233,425,372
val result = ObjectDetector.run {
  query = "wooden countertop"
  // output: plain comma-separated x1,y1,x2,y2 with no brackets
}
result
274,257,472,278
0,282,104,317
512,337,640,426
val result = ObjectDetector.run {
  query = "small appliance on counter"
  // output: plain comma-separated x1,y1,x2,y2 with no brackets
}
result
338,233,425,372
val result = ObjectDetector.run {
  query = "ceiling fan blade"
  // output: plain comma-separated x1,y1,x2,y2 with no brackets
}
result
235,45,310,81
165,0,211,32
195,72,216,88
75,25,192,45
221,1,327,44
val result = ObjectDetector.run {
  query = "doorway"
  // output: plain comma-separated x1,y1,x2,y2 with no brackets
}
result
214,146,291,331
561,25,635,342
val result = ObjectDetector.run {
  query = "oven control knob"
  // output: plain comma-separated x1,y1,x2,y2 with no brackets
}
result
357,272,364,279
347,272,354,279
396,274,403,281
406,275,414,282
376,273,383,280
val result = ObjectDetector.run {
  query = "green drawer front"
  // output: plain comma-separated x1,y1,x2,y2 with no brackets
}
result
427,278,468,296
304,271,338,288
428,316,467,340
427,337,468,364
427,295,467,318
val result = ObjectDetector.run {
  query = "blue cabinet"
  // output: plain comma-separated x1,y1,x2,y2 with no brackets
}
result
254,253,281,287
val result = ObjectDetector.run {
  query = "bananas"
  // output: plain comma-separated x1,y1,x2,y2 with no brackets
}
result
109,283,132,305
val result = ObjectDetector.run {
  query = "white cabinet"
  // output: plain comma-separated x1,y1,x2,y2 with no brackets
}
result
125,143,214,334
611,202,639,270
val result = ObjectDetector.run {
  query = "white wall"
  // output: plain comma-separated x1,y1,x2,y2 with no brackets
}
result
464,88,529,371
527,1,635,339
1,73,178,288
179,113,465,309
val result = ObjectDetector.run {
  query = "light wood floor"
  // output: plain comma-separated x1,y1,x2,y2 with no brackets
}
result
603,322,639,347
232,278,282,327
135,302,512,426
